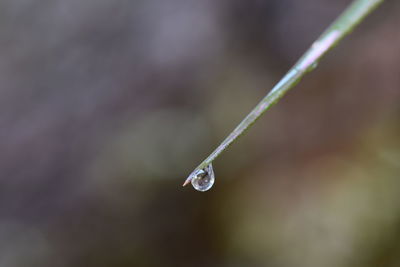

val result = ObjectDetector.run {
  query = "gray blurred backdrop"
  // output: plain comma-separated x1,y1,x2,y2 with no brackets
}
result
1,0,400,266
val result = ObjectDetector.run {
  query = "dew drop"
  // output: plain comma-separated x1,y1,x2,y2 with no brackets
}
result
191,164,215,192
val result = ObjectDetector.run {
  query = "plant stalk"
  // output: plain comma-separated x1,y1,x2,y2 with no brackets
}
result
183,0,384,186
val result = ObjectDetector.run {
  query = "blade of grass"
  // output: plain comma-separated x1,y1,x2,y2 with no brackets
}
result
183,0,384,187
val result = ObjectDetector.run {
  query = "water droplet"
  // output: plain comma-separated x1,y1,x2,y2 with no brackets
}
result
191,164,215,192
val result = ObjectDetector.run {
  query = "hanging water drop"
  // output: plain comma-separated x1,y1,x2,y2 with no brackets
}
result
191,164,215,192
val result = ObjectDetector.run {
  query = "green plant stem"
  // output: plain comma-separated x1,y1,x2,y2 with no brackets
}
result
183,0,384,186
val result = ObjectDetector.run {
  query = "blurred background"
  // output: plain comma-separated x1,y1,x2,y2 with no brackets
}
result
1,0,400,266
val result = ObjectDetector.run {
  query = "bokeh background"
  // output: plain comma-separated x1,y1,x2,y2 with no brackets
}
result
1,0,400,266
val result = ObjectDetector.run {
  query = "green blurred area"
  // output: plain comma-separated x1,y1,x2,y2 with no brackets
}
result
0,1,400,266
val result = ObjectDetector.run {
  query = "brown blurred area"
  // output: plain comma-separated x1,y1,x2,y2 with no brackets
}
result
0,0,400,266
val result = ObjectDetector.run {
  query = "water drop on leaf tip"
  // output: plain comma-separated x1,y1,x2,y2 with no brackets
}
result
191,164,215,192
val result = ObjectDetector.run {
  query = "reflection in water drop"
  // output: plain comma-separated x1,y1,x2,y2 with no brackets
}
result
191,164,215,192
